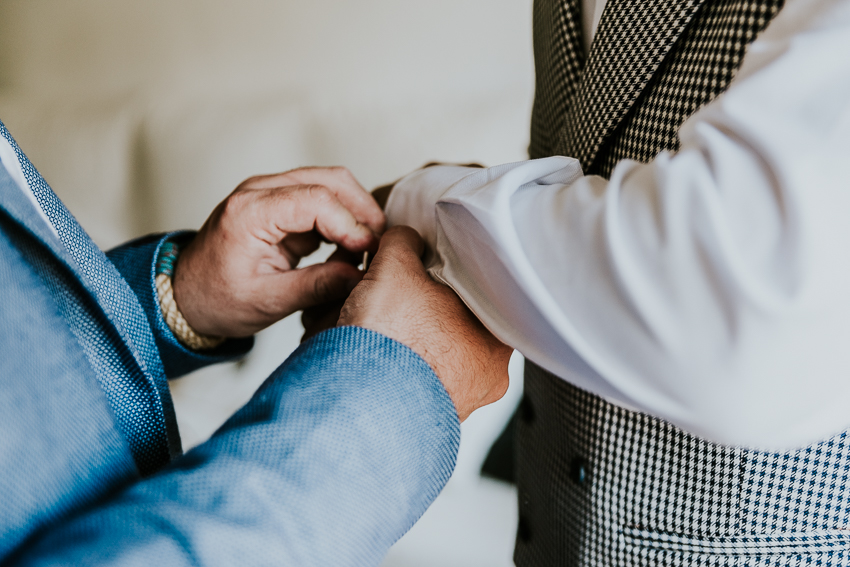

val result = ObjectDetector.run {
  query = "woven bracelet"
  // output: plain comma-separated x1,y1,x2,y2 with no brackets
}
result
155,241,225,350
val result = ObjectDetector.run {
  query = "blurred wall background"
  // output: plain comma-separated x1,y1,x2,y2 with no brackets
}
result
0,1,535,565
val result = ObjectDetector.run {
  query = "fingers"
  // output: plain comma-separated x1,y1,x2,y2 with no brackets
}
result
245,167,386,234
287,261,363,311
290,167,386,234
325,246,364,267
280,232,322,265
368,226,427,277
259,185,378,252
335,226,427,330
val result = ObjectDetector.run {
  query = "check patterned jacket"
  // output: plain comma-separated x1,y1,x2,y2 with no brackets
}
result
0,121,460,566
516,0,850,565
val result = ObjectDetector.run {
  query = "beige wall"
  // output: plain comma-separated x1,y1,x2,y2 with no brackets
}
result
0,0,534,247
0,0,532,102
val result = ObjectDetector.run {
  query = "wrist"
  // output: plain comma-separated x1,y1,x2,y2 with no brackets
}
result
156,241,225,350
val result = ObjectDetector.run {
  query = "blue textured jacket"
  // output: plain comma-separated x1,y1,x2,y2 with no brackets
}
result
0,121,460,566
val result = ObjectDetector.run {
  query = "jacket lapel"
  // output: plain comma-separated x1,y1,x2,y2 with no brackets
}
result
0,166,92,296
0,125,166,391
559,0,709,170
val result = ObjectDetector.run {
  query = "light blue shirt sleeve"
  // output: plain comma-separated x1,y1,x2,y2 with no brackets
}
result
11,326,460,567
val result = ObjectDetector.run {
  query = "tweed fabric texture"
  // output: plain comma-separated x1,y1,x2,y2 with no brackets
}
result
592,0,785,178
528,0,586,161
2,148,455,562
12,327,461,566
515,365,850,566
529,0,785,175
0,120,178,474
516,0,850,563
556,0,707,170
0,177,139,558
529,0,707,165
13,231,172,473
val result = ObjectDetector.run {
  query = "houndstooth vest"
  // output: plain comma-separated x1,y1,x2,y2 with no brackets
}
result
517,0,850,565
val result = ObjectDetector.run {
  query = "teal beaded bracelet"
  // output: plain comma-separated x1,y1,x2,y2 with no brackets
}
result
156,241,180,278
155,241,224,350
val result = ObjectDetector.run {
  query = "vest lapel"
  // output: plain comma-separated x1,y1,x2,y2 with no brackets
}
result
559,0,709,170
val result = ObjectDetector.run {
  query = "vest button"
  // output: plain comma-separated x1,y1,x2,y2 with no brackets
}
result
570,457,588,485
519,395,535,424
517,516,532,543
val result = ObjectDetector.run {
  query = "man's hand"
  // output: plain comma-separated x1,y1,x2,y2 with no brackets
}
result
336,226,511,422
173,167,385,338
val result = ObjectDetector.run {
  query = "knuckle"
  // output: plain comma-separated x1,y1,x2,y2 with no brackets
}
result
306,184,333,204
392,225,419,239
330,166,362,189
338,302,354,326
221,189,253,218
238,175,264,190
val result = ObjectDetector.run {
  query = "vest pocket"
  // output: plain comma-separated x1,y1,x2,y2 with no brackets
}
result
622,526,850,556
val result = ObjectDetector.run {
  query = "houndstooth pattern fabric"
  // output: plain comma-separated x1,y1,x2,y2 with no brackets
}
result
516,0,850,564
592,0,785,178
528,0,585,161
0,121,179,474
556,0,707,171
515,365,850,566
529,0,708,166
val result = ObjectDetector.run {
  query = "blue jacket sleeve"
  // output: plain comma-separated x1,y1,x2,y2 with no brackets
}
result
12,326,461,567
106,232,254,379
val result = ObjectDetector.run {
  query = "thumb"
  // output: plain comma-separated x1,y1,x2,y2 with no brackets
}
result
289,261,363,310
368,226,426,277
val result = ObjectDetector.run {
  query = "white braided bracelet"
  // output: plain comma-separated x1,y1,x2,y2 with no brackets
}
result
155,242,225,351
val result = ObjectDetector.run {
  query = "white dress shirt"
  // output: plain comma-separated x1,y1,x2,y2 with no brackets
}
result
386,0,850,450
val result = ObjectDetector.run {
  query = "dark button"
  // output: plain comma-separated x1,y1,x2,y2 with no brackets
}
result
519,395,535,424
517,516,532,543
569,456,588,485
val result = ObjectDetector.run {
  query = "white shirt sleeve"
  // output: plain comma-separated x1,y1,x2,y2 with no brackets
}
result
385,0,850,450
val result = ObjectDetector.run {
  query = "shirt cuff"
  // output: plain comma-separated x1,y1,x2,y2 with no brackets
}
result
148,233,254,372
107,231,253,379
386,165,482,260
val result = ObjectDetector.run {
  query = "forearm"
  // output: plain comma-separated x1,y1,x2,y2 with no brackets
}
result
12,327,460,566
